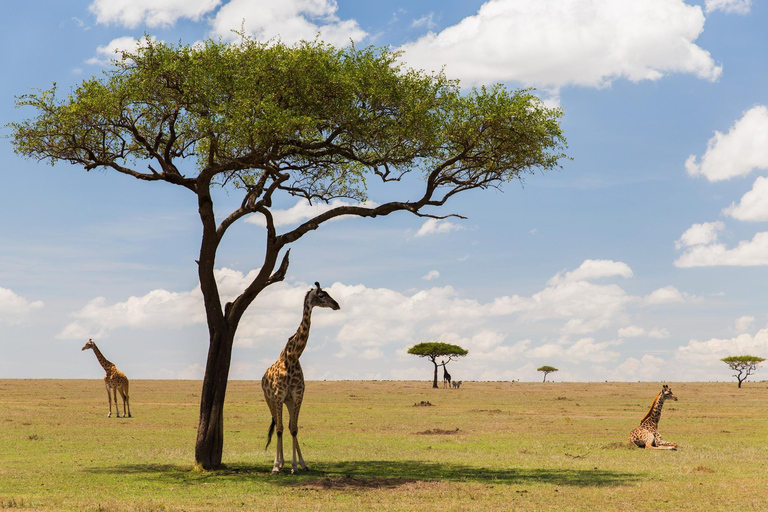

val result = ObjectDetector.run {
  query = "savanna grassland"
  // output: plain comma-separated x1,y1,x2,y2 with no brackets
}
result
1,379,767,511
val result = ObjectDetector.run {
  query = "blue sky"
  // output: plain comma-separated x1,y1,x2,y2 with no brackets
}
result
2,0,768,382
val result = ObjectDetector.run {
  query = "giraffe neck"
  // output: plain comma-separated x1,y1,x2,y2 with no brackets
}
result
90,344,115,371
282,299,313,363
641,392,666,426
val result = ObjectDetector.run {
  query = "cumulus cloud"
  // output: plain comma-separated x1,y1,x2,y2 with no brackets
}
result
422,270,440,281
723,176,768,221
86,36,156,66
735,315,755,333
548,259,633,285
608,354,665,381
209,0,366,46
618,325,646,338
245,199,377,228
705,0,751,14
0,287,44,325
398,0,721,95
643,285,694,305
685,106,768,182
55,259,697,381
675,221,724,249
675,231,768,267
413,218,465,238
676,328,768,367
89,0,220,28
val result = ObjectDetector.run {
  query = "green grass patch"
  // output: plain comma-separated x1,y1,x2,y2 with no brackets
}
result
0,380,766,510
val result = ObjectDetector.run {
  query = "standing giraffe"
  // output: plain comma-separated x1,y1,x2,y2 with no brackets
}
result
262,282,340,474
628,384,678,450
81,339,131,418
441,362,451,388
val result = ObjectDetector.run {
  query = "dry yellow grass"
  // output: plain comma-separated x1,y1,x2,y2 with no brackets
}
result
1,379,767,510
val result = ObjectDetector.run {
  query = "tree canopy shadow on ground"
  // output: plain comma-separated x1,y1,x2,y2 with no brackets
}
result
84,460,641,490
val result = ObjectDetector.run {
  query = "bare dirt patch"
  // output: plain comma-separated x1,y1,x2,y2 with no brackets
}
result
415,428,460,435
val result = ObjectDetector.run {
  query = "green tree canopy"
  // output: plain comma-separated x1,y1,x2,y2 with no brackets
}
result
537,365,559,382
721,355,765,388
408,342,468,388
11,36,566,469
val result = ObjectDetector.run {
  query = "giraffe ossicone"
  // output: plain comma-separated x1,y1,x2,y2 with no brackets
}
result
81,338,131,418
628,384,678,450
261,282,340,474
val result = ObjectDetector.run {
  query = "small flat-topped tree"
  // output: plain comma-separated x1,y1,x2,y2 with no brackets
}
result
408,342,468,388
721,355,765,388
537,365,558,382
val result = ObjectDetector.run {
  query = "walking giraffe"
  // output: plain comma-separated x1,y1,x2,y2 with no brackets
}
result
81,339,131,418
628,384,678,449
262,282,340,474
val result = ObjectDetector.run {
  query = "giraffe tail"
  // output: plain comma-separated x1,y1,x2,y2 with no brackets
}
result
265,418,275,450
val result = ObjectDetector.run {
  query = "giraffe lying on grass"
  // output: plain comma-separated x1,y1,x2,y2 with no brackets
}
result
82,339,131,418
628,384,677,450
262,282,340,474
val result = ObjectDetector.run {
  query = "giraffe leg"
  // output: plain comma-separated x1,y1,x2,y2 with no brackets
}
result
285,396,308,474
113,387,121,418
119,386,131,418
271,404,285,474
105,382,113,418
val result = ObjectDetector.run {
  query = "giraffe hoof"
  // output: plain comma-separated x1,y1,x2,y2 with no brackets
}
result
271,469,281,475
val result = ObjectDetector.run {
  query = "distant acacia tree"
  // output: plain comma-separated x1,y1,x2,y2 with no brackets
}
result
408,342,468,388
537,365,558,382
721,355,765,388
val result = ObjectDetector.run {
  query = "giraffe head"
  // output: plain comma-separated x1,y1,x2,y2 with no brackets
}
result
661,384,677,401
307,282,340,311
82,338,95,351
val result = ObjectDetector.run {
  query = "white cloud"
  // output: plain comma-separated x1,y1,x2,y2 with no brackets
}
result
648,328,671,339
209,0,366,46
0,287,44,325
676,328,768,366
245,199,376,228
675,221,724,249
422,270,440,281
643,285,693,305
685,106,768,182
735,315,755,333
527,337,622,364
548,259,633,285
54,259,697,381
723,176,768,221
705,0,751,14
89,0,220,28
398,0,721,93
414,218,465,238
608,354,665,381
86,36,156,66
411,12,436,29
618,325,645,338
675,231,768,267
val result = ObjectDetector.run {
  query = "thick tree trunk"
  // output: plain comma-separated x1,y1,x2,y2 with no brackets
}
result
432,359,439,388
195,324,235,469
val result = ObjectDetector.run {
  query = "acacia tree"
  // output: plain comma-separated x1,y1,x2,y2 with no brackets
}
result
721,355,765,388
408,342,468,388
11,37,566,469
537,365,558,382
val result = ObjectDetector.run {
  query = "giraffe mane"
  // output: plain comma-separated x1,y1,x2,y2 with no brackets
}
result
640,391,663,423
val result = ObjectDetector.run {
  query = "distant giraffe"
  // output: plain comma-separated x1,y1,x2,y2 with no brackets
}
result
442,363,451,388
628,385,678,450
262,282,340,474
81,339,131,418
